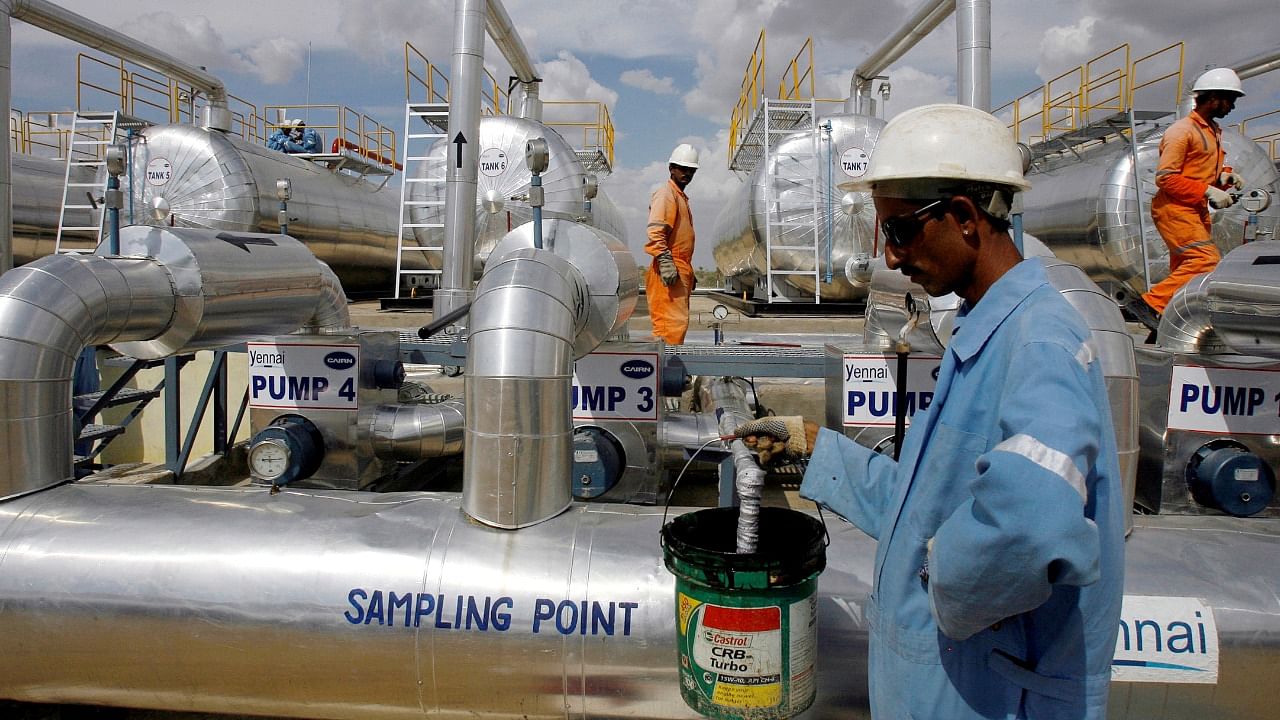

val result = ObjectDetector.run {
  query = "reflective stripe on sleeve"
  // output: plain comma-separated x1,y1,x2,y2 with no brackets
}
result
1074,339,1096,371
993,434,1088,502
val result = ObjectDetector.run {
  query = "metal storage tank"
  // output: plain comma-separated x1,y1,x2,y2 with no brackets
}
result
409,115,625,279
711,113,885,302
1020,124,1280,302
11,153,97,262
125,124,414,294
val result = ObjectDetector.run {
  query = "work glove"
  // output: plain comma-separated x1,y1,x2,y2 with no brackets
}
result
733,416,819,465
1218,170,1245,191
656,250,679,287
1205,186,1235,210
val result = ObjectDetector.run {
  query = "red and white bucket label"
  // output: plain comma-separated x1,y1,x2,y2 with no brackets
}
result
688,600,783,708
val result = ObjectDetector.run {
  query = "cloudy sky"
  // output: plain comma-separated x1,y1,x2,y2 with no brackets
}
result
11,0,1280,269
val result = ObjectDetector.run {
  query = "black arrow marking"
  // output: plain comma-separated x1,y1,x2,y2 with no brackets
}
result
453,132,467,169
217,232,278,253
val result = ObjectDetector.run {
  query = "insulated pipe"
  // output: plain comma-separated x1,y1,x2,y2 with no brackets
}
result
485,0,537,82
370,400,466,460
1232,47,1280,80
4,0,229,128
1157,273,1221,355
700,377,764,554
849,0,953,113
956,0,991,110
0,10,11,274
437,0,486,319
303,260,352,332
463,247,589,528
0,253,177,499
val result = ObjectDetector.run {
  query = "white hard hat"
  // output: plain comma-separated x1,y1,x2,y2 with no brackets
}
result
668,143,699,169
1191,68,1245,97
841,103,1031,193
289,118,305,127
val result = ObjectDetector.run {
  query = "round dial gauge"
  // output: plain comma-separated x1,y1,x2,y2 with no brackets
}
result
712,304,729,321
249,440,291,481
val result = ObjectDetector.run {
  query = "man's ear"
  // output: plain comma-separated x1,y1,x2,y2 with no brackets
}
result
947,196,981,241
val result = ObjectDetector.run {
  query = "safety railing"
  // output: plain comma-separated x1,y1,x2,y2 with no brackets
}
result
405,42,449,105
543,100,615,168
728,29,767,166
262,104,401,171
75,51,261,143
777,37,815,100
1082,44,1129,126
1236,109,1280,163
995,40,1185,146
1043,65,1084,137
1127,42,1184,114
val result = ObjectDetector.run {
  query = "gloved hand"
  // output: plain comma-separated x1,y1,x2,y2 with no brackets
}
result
733,416,819,465
1205,186,1235,209
1218,170,1245,191
656,250,679,286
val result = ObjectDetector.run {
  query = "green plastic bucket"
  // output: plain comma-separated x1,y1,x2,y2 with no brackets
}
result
661,506,826,719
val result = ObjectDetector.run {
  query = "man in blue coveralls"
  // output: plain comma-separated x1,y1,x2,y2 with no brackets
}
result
736,104,1125,719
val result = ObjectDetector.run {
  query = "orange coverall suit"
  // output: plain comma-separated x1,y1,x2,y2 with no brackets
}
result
645,179,695,344
1142,111,1227,313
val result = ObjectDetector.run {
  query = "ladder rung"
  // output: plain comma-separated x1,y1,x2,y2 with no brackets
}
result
62,204,98,210
400,246,444,251
71,159,106,165
404,177,445,183
401,223,445,228
59,226,102,231
408,133,447,140
66,182,101,188
403,200,445,206
770,270,818,276
399,270,443,275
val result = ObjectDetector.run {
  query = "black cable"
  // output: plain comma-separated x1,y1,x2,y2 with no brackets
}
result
661,437,726,528
417,301,472,339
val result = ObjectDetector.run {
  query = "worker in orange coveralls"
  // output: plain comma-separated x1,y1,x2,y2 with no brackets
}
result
645,144,699,344
1134,68,1247,328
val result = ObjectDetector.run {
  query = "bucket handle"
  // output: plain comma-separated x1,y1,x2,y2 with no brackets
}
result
660,444,832,550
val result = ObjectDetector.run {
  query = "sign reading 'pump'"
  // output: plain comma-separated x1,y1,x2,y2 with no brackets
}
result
248,342,360,411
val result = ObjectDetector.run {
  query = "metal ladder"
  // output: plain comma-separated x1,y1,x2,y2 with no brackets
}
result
762,98,821,303
56,111,126,254
394,102,450,299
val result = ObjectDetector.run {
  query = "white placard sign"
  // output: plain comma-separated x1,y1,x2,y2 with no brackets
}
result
841,354,941,427
840,147,870,178
247,342,360,411
145,157,172,186
572,351,659,422
1167,364,1280,435
1112,595,1218,684
478,147,508,177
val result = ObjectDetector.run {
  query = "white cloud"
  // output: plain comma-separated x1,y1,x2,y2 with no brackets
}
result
119,11,305,86
1037,17,1099,80
537,51,619,107
620,69,678,96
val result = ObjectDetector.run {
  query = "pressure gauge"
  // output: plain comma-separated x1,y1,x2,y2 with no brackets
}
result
1241,188,1272,214
525,137,549,174
248,415,325,487
712,304,729,321
248,439,291,482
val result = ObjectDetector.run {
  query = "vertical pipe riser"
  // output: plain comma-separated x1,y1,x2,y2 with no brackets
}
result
463,375,572,528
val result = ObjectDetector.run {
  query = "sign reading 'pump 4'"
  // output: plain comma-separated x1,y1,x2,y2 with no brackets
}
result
248,342,360,411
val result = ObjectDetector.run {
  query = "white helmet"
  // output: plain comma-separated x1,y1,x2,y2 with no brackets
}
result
1191,68,1245,97
841,103,1030,193
668,143,699,169
289,118,306,128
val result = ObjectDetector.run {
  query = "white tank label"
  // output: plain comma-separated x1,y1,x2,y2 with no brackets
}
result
479,148,508,177
840,148,870,178
145,158,173,186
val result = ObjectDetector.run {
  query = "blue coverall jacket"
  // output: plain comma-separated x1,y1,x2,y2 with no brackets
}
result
801,259,1125,719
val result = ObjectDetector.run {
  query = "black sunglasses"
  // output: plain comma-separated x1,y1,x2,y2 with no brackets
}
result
880,199,947,249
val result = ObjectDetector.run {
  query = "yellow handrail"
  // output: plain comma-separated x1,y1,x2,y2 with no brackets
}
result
996,40,1186,148
1236,109,1280,163
542,100,616,169
777,37,814,101
1128,42,1184,112
1082,44,1129,125
728,28,766,167
404,42,449,105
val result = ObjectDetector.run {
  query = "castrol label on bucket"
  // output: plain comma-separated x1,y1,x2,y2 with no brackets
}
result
682,595,783,709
